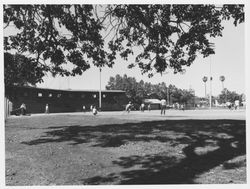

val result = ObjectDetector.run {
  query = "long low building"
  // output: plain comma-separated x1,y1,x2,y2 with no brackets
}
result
5,86,127,115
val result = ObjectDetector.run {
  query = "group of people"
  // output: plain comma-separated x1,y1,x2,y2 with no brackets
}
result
226,100,240,110
16,99,240,117
42,104,98,115
82,105,98,115
125,99,168,115
44,104,98,115
16,99,173,116
10,103,27,116
89,105,98,115
139,103,151,112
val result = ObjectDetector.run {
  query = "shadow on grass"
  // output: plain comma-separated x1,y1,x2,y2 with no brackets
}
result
21,119,246,184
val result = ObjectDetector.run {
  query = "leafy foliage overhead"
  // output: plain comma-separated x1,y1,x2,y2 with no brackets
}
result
4,4,244,81
4,52,45,87
106,4,244,76
4,5,115,77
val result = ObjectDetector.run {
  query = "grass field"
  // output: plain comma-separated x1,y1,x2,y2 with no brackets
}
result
5,109,246,185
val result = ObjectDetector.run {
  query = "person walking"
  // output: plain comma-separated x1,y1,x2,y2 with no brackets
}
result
92,106,98,115
160,99,167,115
126,101,132,113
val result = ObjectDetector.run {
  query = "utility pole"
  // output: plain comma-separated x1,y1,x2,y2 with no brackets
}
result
99,67,102,111
209,56,212,109
208,42,215,109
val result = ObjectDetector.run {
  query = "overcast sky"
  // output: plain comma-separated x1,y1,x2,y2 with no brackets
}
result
37,18,245,97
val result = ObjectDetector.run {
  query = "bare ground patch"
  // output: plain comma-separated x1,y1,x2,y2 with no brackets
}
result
5,114,246,185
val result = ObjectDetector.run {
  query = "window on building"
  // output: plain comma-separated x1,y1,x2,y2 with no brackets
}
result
57,94,61,98
38,92,43,97
49,93,53,98
93,94,97,98
103,94,106,98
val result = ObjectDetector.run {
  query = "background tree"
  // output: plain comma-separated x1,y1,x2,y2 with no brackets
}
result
218,88,240,104
106,74,146,104
168,85,179,103
106,74,196,106
153,82,168,100
4,4,244,86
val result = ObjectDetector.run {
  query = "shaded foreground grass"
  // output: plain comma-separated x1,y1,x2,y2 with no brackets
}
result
5,115,246,185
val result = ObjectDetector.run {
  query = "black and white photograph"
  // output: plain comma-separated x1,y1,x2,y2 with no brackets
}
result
1,0,249,188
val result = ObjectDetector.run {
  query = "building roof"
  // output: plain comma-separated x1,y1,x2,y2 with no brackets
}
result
6,85,125,93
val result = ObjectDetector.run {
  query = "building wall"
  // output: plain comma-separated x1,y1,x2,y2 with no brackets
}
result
5,86,127,114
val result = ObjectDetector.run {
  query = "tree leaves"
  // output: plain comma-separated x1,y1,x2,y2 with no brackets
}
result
4,4,244,86
4,5,108,78
4,52,45,87
106,4,244,76
106,74,195,105
218,88,242,104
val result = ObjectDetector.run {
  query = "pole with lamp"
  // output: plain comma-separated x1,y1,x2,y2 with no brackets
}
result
209,57,212,109
208,43,215,109
219,76,226,103
209,57,213,109
202,76,208,98
219,76,225,90
99,66,102,111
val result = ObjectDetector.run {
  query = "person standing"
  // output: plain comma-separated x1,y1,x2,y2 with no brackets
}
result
180,104,185,111
92,106,98,115
45,104,49,114
234,100,240,110
160,99,167,115
20,103,26,115
148,104,151,111
140,103,145,112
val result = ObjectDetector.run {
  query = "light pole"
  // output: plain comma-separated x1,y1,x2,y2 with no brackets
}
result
219,76,225,91
209,56,212,109
208,42,215,109
167,86,169,106
202,76,208,98
219,75,226,103
99,67,102,111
